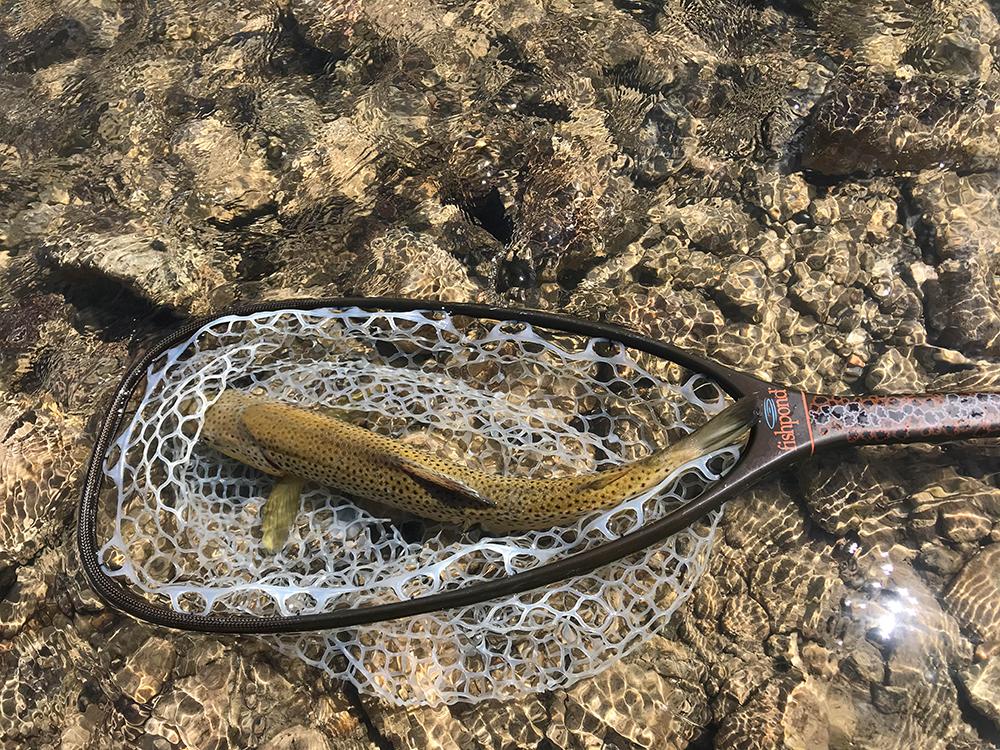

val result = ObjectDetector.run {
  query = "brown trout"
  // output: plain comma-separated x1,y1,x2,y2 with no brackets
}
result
200,389,755,551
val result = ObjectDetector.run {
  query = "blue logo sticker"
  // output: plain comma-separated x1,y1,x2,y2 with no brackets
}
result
763,398,778,430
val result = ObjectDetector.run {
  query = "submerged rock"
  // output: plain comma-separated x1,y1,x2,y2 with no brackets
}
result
36,231,235,314
113,636,177,706
799,66,1000,174
910,171,1000,357
350,227,485,301
958,658,1000,731
947,545,1000,660
174,116,279,224
550,659,710,750
799,0,1000,174
0,394,88,562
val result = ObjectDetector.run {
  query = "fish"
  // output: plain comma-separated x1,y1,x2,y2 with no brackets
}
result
200,389,756,551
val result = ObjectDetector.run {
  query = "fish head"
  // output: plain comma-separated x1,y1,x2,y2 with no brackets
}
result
200,390,282,475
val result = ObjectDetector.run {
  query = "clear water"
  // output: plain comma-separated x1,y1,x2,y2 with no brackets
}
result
1,0,999,748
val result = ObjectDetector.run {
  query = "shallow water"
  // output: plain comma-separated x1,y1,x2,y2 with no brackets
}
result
1,0,1000,748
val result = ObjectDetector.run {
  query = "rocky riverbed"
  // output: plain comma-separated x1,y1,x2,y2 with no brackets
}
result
2,0,1000,748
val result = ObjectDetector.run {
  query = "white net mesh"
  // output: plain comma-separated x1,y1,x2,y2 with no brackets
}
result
96,306,740,706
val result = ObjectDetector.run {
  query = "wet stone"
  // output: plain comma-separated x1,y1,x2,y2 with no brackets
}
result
797,451,883,538
114,636,177,705
761,633,795,664
173,116,278,224
0,394,88,562
35,231,234,314
259,725,334,750
630,636,708,686
946,545,1000,659
722,484,808,558
711,650,777,718
457,696,547,750
716,257,770,321
957,658,1000,731
714,674,798,750
841,642,885,685
756,173,812,223
308,695,371,749
907,505,941,546
864,347,928,394
915,544,965,578
0,554,48,638
367,703,473,750
939,506,993,543
798,447,914,545
910,471,1000,547
721,595,770,644
349,227,485,302
782,678,830,749
145,648,238,750
911,171,1000,357
871,685,908,715
554,660,710,750
799,65,1000,174
799,642,837,680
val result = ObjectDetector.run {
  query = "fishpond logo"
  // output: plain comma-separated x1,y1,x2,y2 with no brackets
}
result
763,397,779,429
764,388,799,452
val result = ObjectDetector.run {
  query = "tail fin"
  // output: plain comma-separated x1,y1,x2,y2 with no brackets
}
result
579,395,757,495
682,396,757,455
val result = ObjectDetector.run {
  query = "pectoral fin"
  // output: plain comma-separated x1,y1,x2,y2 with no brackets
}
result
578,466,629,492
388,456,498,509
261,476,304,553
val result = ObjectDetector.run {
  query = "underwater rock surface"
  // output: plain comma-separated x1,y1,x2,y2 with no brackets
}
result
1,0,1000,748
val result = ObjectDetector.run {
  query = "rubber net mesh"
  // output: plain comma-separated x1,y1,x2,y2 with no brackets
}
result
96,306,740,706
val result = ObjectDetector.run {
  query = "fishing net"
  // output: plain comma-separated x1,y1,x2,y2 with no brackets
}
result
95,305,741,706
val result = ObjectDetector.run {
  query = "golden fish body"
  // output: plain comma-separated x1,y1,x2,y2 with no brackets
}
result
201,389,754,550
